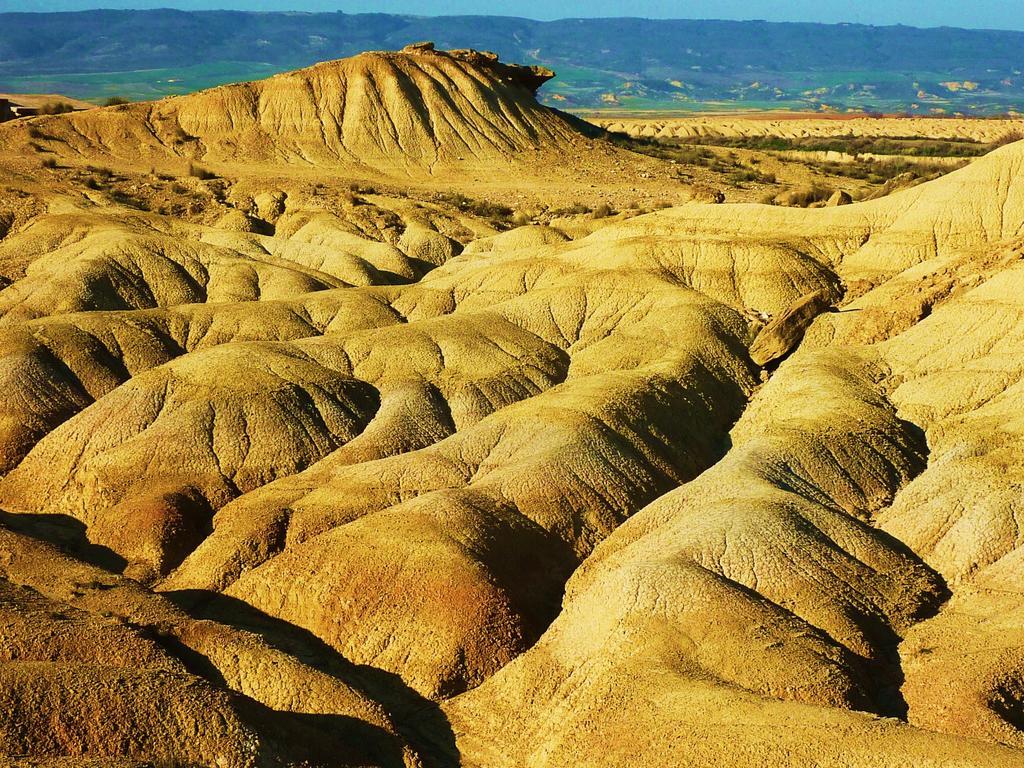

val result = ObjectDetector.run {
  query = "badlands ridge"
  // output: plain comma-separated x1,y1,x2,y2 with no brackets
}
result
0,44,1022,767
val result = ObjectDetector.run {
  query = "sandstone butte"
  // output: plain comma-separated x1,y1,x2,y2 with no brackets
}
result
0,43,1022,768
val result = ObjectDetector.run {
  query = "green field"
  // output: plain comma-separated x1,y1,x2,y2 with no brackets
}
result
1,59,1021,117
0,61,293,103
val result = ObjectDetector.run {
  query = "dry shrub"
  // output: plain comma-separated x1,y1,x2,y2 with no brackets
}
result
188,163,217,180
778,184,833,208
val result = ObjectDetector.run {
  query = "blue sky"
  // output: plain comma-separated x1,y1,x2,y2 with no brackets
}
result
6,0,1024,31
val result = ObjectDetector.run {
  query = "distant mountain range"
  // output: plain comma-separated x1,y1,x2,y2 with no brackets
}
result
2,10,1023,113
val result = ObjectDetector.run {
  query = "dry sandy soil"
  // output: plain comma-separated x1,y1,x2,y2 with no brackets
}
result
0,44,1023,767
591,114,1024,142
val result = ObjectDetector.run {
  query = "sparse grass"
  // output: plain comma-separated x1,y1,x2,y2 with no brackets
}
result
726,168,776,186
432,191,513,224
674,133,995,158
607,128,987,204
550,202,592,216
109,189,149,211
807,157,962,184
991,129,1024,148
434,191,471,209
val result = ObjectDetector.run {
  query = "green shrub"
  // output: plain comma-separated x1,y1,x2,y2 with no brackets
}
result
37,101,74,115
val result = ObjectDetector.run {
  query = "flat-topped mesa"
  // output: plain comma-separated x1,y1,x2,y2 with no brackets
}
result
401,42,555,95
9,43,574,173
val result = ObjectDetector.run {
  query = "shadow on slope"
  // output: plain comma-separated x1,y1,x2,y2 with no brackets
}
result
0,509,126,573
166,588,460,768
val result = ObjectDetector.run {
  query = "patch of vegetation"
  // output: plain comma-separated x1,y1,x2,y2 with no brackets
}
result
37,101,75,115
775,184,834,208
109,189,149,210
992,129,1024,148
674,133,998,158
187,163,217,180
467,199,513,222
172,125,197,145
610,128,973,203
806,157,964,184
102,96,131,106
549,202,592,216
608,132,719,166
726,168,777,186
608,132,765,180
40,157,58,169
432,191,513,224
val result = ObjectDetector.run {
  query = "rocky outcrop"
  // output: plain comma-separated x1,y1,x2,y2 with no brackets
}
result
749,289,834,366
445,47,555,94
827,190,853,207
